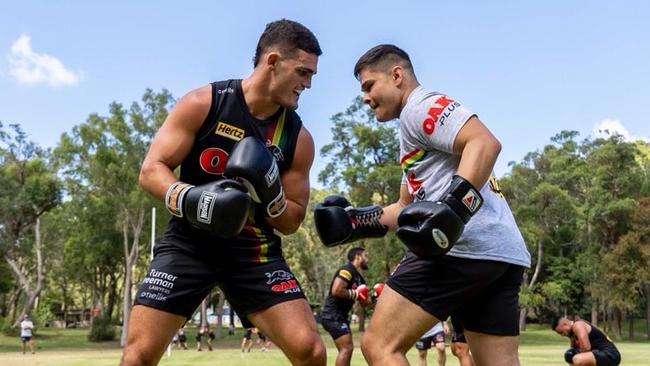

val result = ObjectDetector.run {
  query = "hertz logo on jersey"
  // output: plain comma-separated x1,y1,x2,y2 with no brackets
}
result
215,122,245,141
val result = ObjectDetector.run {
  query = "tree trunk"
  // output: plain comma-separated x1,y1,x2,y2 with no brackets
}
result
8,217,45,326
356,305,366,332
591,301,598,327
613,307,622,340
645,284,650,341
628,311,634,341
200,298,208,328
106,272,118,320
120,208,144,347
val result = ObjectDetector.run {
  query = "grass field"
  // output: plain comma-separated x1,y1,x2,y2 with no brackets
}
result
0,326,647,365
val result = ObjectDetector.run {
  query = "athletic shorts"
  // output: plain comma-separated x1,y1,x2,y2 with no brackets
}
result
387,252,525,336
321,318,351,340
415,331,445,350
258,332,267,341
21,336,32,342
593,348,621,366
134,237,306,328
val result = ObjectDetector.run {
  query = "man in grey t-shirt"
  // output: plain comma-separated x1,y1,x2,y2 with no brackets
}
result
313,44,530,366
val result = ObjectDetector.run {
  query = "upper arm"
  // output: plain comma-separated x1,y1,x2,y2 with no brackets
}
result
140,85,212,199
330,277,350,298
451,116,501,156
280,127,315,212
573,322,592,351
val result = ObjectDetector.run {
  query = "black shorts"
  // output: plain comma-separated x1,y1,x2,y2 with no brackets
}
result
387,252,525,336
243,328,253,340
415,331,445,350
593,348,621,366
134,237,305,328
21,336,32,342
321,318,351,340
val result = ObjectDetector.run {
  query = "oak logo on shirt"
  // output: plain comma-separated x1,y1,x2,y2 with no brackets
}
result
215,122,245,141
421,95,460,135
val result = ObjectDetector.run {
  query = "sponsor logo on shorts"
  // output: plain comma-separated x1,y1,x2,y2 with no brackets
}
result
265,270,293,284
216,87,234,94
340,323,349,330
271,279,301,293
215,122,245,141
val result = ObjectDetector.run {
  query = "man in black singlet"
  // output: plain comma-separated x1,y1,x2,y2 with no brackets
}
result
320,247,370,366
120,19,324,366
553,316,621,366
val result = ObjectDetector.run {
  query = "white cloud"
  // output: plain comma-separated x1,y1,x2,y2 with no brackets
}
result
7,34,80,87
592,118,649,143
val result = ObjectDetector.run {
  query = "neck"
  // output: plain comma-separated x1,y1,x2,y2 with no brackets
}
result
399,80,420,112
241,73,281,119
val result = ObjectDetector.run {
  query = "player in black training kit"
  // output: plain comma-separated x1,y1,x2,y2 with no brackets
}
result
553,316,621,366
120,19,325,366
320,247,371,366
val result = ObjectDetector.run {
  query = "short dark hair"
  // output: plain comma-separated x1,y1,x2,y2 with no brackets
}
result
253,19,322,66
347,247,365,262
550,316,562,330
353,44,414,79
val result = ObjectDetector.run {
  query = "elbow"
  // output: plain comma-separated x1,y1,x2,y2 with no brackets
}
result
139,161,154,189
491,137,502,158
277,220,301,235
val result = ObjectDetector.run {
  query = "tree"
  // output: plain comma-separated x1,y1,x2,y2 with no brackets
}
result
0,122,61,325
55,90,174,345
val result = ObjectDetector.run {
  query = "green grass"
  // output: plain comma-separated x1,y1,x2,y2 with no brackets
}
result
0,325,647,366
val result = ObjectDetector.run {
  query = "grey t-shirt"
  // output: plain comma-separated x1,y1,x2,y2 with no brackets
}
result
399,86,530,268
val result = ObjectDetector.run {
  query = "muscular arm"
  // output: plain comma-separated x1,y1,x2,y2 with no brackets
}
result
139,85,212,199
380,183,413,230
330,277,352,299
266,127,315,235
572,321,593,352
452,116,502,189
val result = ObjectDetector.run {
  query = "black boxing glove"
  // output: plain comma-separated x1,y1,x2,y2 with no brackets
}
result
166,179,251,237
225,136,287,218
314,195,388,247
564,348,579,364
396,175,483,257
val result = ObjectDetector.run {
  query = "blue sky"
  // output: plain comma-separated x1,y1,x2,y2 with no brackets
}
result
1,1,648,187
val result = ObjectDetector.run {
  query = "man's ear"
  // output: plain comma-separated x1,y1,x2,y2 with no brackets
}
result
266,52,280,69
392,66,403,85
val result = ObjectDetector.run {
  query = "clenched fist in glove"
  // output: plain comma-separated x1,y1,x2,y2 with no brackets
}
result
165,179,251,237
396,175,483,257
225,136,287,218
314,195,388,247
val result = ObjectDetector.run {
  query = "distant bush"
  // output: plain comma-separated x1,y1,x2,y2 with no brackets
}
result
87,316,115,342
0,317,19,337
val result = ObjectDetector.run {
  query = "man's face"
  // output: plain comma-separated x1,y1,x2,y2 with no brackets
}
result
554,320,571,336
358,67,403,122
360,251,369,270
270,49,318,110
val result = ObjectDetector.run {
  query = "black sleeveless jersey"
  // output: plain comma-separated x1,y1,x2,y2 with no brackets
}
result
320,263,365,321
570,321,618,352
165,79,303,264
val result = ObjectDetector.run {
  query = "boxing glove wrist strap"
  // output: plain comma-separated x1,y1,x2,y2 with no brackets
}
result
165,182,194,217
349,206,388,237
443,175,483,223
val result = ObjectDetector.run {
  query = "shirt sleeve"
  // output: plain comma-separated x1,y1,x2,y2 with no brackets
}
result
336,268,353,283
403,94,475,153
